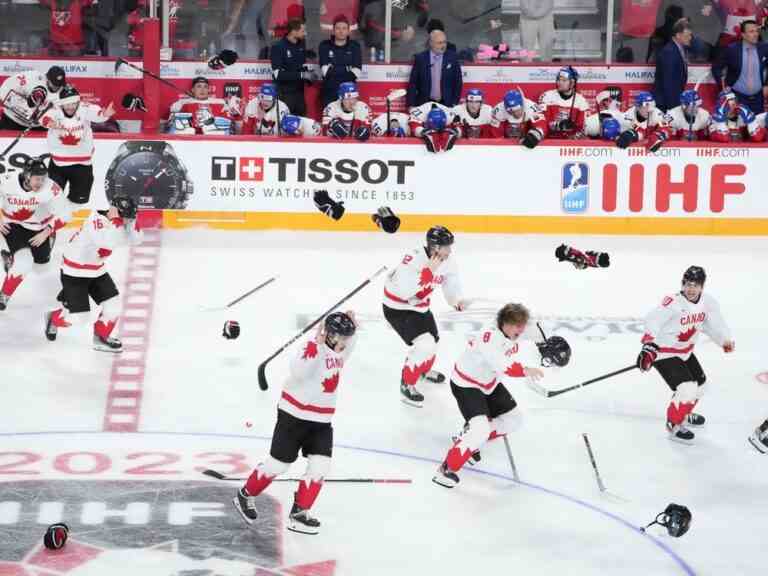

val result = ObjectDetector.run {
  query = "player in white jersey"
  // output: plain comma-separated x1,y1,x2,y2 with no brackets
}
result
749,418,768,453
242,83,289,135
322,81,372,141
383,226,467,407
168,77,240,136
39,85,115,207
233,312,357,535
584,86,624,138
636,266,734,443
279,114,322,137
433,304,549,488
44,195,143,352
491,89,547,147
0,65,66,131
538,66,589,139
665,89,711,141
615,92,672,151
709,89,766,142
0,158,68,310
409,104,460,153
372,111,410,137
451,88,495,139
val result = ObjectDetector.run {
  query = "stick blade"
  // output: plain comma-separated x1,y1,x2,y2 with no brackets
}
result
202,469,227,480
257,362,269,391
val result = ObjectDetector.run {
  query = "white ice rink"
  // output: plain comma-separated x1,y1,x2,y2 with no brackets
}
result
1,228,767,575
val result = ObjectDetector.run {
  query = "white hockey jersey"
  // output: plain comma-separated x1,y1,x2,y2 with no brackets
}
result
641,292,731,361
538,89,589,138
372,112,411,137
451,102,495,139
61,210,143,279
0,70,60,127
584,109,624,138
452,325,532,394
0,173,68,232
242,97,289,135
168,96,238,135
408,102,454,137
491,98,546,139
383,246,463,313
322,99,372,134
40,103,108,166
286,115,322,136
664,106,711,141
709,111,766,142
278,334,357,424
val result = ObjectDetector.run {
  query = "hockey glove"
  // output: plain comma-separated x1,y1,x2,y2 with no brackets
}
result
422,128,440,153
300,65,317,83
354,125,371,142
27,86,47,109
712,101,731,123
445,126,460,151
521,129,542,149
647,131,667,153
372,206,401,234
637,342,659,371
555,244,610,269
737,105,756,126
557,118,576,132
313,189,345,220
222,320,240,340
121,93,147,112
328,118,350,139
616,129,638,149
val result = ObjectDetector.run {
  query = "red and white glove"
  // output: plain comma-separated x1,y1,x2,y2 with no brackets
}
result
637,342,659,372
723,340,735,353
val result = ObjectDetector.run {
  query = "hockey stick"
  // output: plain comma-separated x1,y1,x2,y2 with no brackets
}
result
582,433,606,492
199,276,277,312
386,88,407,136
502,436,520,482
115,58,195,98
202,468,411,484
257,265,388,391
545,364,637,398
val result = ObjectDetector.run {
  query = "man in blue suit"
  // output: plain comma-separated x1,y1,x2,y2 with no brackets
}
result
406,30,463,108
712,20,768,114
653,20,692,112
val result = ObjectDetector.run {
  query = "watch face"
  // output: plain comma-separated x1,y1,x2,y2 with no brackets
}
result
105,150,186,209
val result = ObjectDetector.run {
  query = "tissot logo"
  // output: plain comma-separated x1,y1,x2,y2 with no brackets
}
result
211,156,264,182
240,157,264,180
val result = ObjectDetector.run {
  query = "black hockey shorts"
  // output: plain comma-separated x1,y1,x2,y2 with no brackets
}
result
60,271,119,314
382,304,439,346
653,354,706,391
0,115,44,132
450,381,518,423
2,224,52,264
269,409,333,464
47,162,95,205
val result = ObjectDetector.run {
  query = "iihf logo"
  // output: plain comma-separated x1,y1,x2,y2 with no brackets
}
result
561,162,588,213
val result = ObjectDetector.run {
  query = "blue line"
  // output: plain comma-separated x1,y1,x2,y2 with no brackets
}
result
0,430,695,575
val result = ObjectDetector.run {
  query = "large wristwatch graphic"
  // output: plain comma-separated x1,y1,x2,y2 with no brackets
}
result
104,141,194,209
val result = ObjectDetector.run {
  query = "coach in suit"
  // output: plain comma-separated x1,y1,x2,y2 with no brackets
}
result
406,30,463,108
712,20,768,114
653,20,692,112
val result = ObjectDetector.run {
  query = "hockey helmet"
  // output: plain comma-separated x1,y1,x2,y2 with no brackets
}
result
426,225,454,249
503,89,523,113
46,66,66,90
112,194,137,220
596,86,622,111
259,83,277,101
601,117,621,141
58,85,81,113
281,114,301,135
338,81,359,100
466,88,484,102
23,156,48,178
634,91,655,109
557,66,579,83
536,336,572,367
679,89,701,112
644,504,692,538
324,311,356,349
425,107,447,131
682,265,706,286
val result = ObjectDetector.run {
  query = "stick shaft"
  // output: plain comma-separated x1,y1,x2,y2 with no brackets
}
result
547,364,636,397
225,277,276,308
203,469,410,483
582,433,606,491
502,436,519,482
118,58,194,97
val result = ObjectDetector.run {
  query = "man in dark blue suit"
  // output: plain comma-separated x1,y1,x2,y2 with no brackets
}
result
712,20,768,115
406,30,463,108
653,20,692,112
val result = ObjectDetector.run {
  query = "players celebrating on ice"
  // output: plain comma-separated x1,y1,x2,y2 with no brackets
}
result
491,89,547,148
383,226,467,407
636,266,734,443
615,92,672,152
432,303,545,488
709,89,766,142
279,114,322,137
45,195,143,352
372,111,411,137
242,83,289,136
749,418,768,453
233,312,357,535
167,76,240,135
665,90,711,141
451,88,495,139
0,157,69,311
39,85,115,208
322,81,372,141
0,65,66,131
538,66,589,139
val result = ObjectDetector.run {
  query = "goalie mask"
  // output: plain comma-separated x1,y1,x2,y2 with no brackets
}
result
536,336,571,367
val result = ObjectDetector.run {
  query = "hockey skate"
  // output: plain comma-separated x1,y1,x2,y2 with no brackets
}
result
45,311,58,342
93,332,123,353
0,292,9,311
423,370,446,384
232,488,259,525
748,422,768,454
287,503,320,535
432,462,459,488
400,381,424,407
1,250,11,274
686,413,706,427
667,421,694,444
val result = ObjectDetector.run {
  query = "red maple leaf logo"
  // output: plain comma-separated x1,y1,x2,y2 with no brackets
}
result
59,132,81,146
677,326,697,342
418,267,433,287
504,362,524,377
302,340,318,359
322,372,340,393
9,207,34,221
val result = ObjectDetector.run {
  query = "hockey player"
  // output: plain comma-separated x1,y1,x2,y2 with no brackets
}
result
615,92,672,152
636,266,734,443
242,83,289,136
0,157,69,310
45,195,142,352
538,66,589,139
432,303,544,488
410,106,460,153
322,81,372,141
0,65,66,131
709,89,766,142
451,88,495,139
279,114,322,137
584,87,624,138
383,226,467,406
371,111,411,137
491,89,547,148
39,85,115,207
666,90,711,141
167,77,240,135
749,418,768,453
233,312,357,535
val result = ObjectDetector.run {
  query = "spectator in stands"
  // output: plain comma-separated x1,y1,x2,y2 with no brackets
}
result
269,1,305,41
519,0,554,61
270,18,310,116
40,0,95,56
653,19,692,112
319,14,362,108
406,29,463,108
320,1,359,36
712,20,768,114
702,0,767,49
360,0,428,61
222,0,270,58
